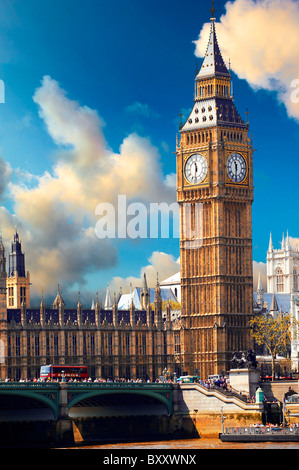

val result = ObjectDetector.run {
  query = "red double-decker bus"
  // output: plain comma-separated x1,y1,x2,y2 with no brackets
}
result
40,365,89,380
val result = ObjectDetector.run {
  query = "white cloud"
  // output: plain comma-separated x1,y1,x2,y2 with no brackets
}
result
0,76,175,301
110,255,267,298
290,237,299,250
193,0,299,121
0,157,11,198
125,101,160,119
109,251,180,294
33,75,107,170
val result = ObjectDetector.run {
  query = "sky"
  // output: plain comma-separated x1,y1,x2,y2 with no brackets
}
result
0,0,298,306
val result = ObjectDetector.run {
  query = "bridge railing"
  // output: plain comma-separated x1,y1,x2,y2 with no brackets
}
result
224,426,299,435
213,384,249,403
192,382,249,403
66,382,173,389
0,382,60,389
0,381,172,390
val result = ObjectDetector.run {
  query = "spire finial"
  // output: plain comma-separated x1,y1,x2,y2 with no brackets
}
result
245,108,249,124
179,110,183,130
268,232,273,252
210,0,216,20
143,272,148,292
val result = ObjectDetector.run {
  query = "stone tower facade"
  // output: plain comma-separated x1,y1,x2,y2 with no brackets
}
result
6,232,30,308
0,237,6,371
176,14,254,378
267,232,299,294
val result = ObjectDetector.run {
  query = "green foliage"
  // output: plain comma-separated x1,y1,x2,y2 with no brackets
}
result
249,313,295,379
250,314,292,356
150,300,181,310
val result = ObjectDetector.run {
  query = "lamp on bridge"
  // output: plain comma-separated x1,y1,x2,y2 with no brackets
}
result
162,368,169,382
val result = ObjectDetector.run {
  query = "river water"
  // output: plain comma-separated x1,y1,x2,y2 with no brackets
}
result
52,437,299,466
69,437,299,450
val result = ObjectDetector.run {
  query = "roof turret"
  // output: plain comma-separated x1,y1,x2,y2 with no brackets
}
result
196,18,230,80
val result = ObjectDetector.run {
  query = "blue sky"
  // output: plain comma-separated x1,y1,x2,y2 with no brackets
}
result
0,0,298,304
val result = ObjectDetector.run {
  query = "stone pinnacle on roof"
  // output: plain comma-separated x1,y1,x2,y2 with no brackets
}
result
143,272,148,293
268,232,273,252
53,284,65,308
257,272,264,293
270,293,279,312
104,283,112,310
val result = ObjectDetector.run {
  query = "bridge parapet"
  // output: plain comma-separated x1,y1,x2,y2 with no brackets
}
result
0,382,174,418
178,383,264,414
0,382,60,390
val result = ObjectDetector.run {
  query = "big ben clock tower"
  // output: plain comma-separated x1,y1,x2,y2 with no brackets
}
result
177,8,254,378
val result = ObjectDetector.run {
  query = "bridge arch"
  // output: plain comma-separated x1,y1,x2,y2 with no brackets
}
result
68,389,172,416
0,390,59,420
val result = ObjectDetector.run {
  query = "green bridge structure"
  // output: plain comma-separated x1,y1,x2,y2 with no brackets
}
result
0,381,174,421
0,380,270,446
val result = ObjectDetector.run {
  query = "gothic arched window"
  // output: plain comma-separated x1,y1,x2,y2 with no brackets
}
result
294,269,298,292
276,268,284,293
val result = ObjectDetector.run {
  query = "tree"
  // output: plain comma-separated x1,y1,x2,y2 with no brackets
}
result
249,313,294,381
150,300,181,310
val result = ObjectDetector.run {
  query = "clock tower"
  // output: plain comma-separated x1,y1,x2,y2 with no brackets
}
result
177,11,254,378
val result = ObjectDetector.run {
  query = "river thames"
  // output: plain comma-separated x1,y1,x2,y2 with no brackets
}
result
67,437,299,450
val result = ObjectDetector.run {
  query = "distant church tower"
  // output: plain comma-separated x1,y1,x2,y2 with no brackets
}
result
0,236,6,293
267,232,299,294
0,236,6,379
176,7,254,377
6,232,30,308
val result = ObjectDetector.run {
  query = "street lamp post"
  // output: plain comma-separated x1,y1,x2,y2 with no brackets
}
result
221,407,226,434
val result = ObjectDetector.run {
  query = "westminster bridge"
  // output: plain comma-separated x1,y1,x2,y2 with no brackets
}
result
0,380,280,446
0,381,174,421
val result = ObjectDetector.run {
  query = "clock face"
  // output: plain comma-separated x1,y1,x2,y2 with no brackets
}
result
227,153,247,183
185,154,208,185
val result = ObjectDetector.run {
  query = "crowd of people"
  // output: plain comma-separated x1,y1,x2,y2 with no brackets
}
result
2,376,153,383
3,376,229,385
0,374,293,407
199,377,230,390
248,422,299,428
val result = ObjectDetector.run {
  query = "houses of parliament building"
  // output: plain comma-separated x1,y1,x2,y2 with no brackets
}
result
0,232,182,381
0,9,256,381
